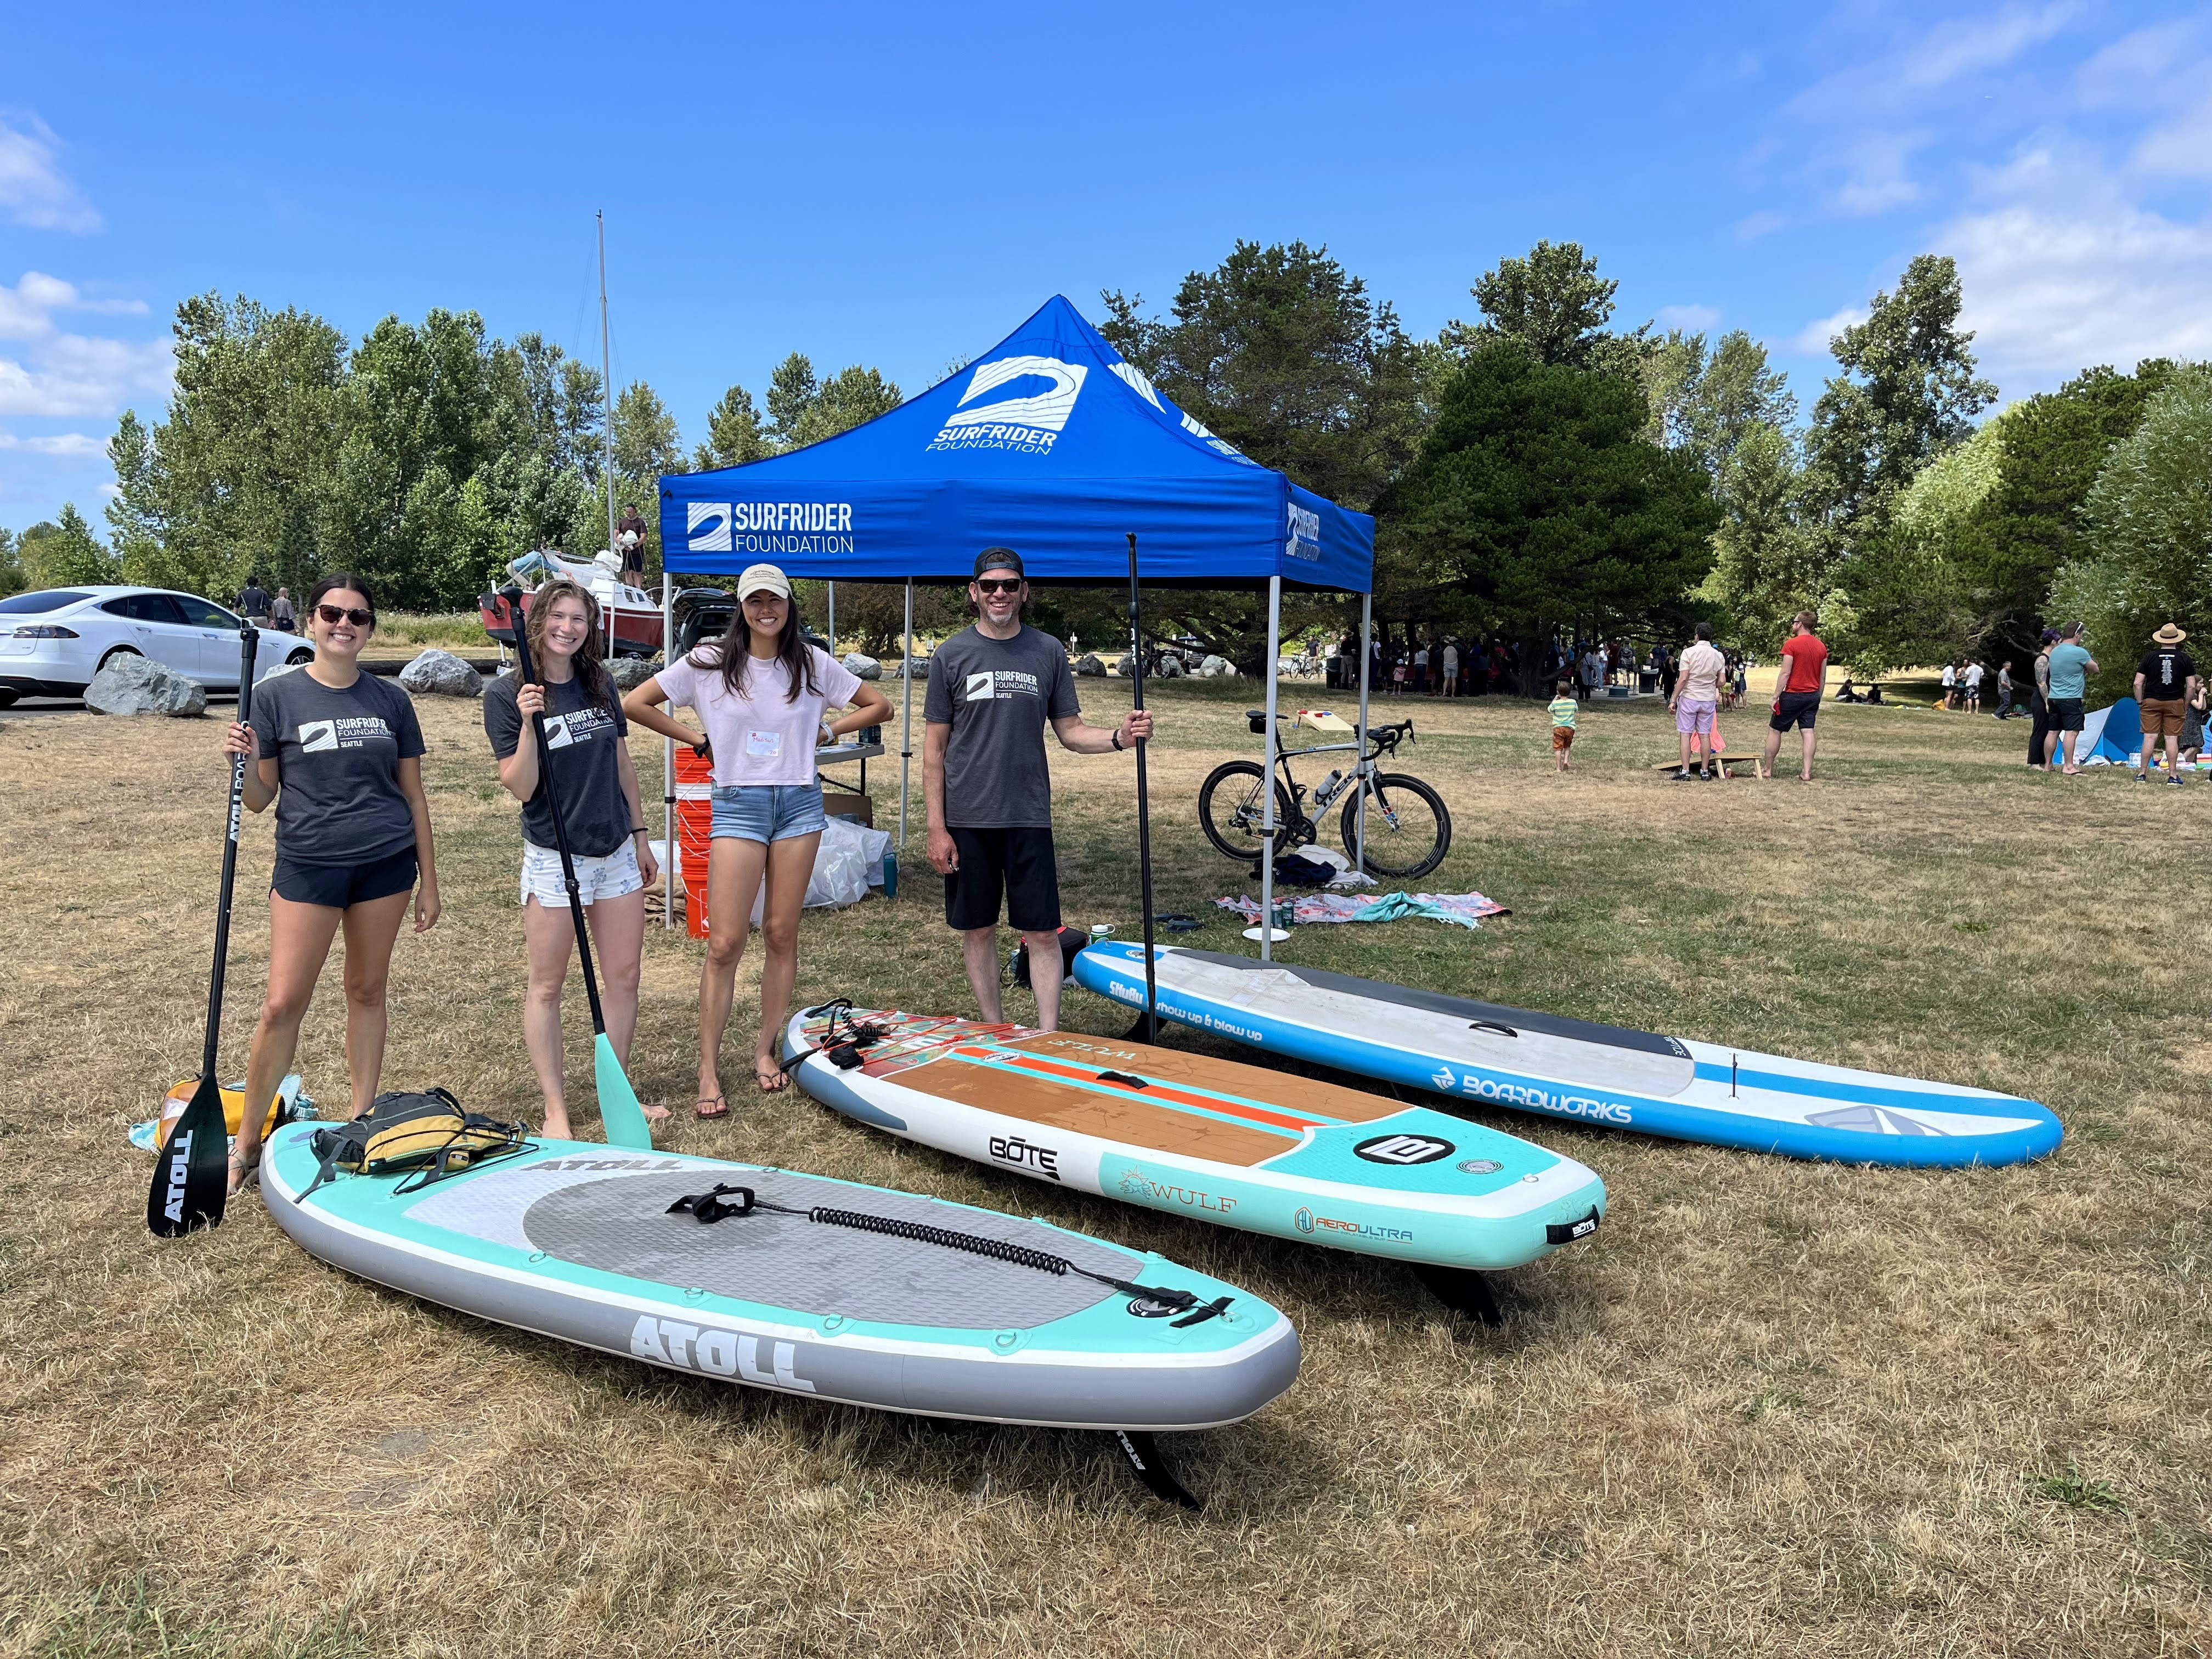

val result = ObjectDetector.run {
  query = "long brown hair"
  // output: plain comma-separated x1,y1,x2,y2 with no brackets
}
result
525,578,615,710
692,591,819,703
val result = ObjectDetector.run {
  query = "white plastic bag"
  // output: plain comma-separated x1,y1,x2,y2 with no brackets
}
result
746,814,886,924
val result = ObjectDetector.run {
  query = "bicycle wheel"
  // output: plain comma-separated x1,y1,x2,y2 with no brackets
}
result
1342,771,1450,880
1198,761,1300,861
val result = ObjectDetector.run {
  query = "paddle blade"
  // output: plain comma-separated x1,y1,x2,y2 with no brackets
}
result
593,1034,654,1149
145,1073,229,1237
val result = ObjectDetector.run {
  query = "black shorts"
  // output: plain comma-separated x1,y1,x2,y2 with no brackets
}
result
2048,697,2085,733
944,827,1060,933
1770,690,1821,732
273,847,418,909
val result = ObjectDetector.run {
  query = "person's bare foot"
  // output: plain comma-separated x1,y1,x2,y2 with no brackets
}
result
541,1109,572,1140
641,1101,672,1124
226,1146,260,1198
754,1053,789,1092
695,1092,728,1119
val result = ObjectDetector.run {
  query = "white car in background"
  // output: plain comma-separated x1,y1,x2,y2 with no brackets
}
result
0,585,317,706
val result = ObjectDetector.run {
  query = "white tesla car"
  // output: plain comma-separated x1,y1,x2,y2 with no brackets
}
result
0,585,317,706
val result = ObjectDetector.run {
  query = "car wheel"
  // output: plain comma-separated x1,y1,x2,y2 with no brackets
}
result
98,646,143,671
287,647,313,666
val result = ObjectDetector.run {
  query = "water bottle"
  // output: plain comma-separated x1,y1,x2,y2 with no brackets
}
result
1317,768,1343,805
881,851,898,899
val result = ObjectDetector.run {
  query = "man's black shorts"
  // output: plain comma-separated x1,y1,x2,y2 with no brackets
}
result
1770,690,1821,732
945,827,1061,933
2048,696,2086,732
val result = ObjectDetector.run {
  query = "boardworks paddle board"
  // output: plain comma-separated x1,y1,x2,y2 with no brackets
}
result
259,1122,1299,1435
1072,943,2063,1169
781,1006,1606,1274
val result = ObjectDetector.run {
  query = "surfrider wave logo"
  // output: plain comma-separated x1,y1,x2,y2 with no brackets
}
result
297,716,390,753
964,669,1041,702
298,719,337,753
929,355,1087,455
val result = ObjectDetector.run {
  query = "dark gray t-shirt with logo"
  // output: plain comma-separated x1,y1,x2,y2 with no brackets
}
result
925,624,1080,828
483,670,632,857
252,669,426,866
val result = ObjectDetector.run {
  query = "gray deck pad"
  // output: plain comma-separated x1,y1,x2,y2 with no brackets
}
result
425,1164,1137,1331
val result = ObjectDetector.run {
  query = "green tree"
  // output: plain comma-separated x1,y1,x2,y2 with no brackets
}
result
1961,359,2178,670
766,353,820,448
1101,240,1434,669
1647,330,1797,475
694,383,771,470
21,504,120,587
792,365,902,447
1802,255,1995,540
1392,343,1720,693
1443,239,1652,381
1698,422,1820,648
2047,365,2212,699
0,528,23,598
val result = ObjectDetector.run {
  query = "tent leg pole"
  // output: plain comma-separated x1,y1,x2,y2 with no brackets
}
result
662,571,674,932
1260,576,1282,963
899,579,914,851
1356,591,1372,874
827,579,836,659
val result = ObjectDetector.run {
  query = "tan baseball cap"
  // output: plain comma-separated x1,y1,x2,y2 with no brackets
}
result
736,563,792,602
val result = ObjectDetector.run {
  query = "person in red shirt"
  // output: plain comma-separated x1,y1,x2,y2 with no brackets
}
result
1762,610,1829,781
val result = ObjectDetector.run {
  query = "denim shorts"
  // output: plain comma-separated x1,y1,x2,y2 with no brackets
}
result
710,782,828,843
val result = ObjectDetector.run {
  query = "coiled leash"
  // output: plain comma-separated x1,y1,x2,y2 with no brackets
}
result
665,1183,1233,1329
778,997,890,1074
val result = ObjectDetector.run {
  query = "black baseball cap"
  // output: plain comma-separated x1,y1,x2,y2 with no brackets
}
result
974,546,1024,579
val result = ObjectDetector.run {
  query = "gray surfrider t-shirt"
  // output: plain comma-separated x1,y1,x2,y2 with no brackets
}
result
483,670,632,858
924,623,1081,828
252,669,426,865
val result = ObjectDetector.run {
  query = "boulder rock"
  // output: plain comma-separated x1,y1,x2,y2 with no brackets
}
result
398,649,483,697
1157,652,1185,679
608,654,661,691
1195,654,1236,679
1073,652,1107,677
86,653,206,717
1114,653,1136,677
841,652,882,681
896,656,930,680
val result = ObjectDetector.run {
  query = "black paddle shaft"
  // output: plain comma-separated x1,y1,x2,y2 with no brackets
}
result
1125,533,1158,1044
501,587,611,1039
203,627,261,1076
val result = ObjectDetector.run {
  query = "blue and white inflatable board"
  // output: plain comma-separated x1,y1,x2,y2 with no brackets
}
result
1073,945,2062,1169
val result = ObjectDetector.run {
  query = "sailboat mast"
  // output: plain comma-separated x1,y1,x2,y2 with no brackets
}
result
598,210,617,569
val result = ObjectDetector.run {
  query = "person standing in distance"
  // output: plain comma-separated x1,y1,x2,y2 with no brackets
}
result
924,549,1151,1032
1761,611,1828,782
2028,629,2059,766
2134,623,2198,785
234,573,272,624
2046,623,2098,774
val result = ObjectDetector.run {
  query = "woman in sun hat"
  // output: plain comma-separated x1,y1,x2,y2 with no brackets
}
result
623,564,891,1113
219,572,441,1192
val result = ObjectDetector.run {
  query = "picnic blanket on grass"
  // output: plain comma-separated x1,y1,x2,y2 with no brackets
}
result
1216,891,1509,929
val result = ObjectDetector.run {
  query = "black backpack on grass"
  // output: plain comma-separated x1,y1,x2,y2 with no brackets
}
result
295,1087,530,1201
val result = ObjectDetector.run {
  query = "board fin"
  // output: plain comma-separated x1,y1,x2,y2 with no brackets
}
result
1414,1264,1503,1328
1111,1430,1203,1512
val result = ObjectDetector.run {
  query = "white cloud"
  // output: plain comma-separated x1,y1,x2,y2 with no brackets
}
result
1656,304,1724,333
0,114,101,234
1785,306,1869,357
0,431,103,456
0,269,170,418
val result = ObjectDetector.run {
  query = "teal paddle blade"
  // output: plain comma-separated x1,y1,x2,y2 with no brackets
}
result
594,1034,653,1149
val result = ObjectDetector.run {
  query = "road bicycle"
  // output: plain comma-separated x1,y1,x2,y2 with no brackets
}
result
1197,710,1451,881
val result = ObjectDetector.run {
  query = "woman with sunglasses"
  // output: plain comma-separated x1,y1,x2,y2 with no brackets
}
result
484,578,662,1139
623,563,891,1113
221,573,441,1192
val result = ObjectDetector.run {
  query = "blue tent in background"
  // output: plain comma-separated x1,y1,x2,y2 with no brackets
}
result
659,295,1373,592
655,296,1381,958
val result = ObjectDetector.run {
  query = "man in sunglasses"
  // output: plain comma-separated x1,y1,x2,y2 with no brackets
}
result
924,548,1152,1031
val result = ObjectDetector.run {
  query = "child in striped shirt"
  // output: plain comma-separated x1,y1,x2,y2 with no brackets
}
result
1548,678,1578,771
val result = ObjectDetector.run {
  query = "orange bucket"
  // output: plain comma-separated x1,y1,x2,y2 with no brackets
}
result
675,745,713,938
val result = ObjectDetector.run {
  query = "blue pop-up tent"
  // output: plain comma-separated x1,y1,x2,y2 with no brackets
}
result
656,296,1380,958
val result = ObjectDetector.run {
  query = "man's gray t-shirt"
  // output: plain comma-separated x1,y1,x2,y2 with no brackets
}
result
483,671,631,857
251,669,426,865
924,624,1081,828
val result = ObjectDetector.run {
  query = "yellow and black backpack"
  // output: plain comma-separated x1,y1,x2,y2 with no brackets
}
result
295,1088,529,1200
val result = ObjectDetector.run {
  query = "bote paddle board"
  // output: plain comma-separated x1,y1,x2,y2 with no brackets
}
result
259,1122,1298,1436
1072,943,2062,1168
780,1006,1606,1277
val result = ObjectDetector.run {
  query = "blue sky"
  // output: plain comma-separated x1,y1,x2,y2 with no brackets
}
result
3,1,2208,532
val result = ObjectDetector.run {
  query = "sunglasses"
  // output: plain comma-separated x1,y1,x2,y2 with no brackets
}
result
974,578,1024,595
315,604,375,627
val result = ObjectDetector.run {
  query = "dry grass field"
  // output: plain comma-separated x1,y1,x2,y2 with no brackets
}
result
1,674,2206,1658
